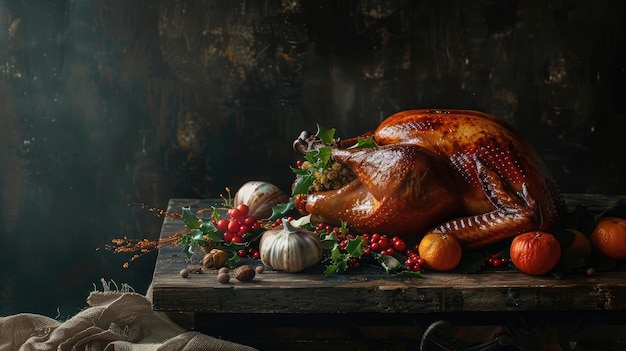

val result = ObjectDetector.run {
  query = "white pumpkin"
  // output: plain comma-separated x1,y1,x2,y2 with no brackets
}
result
259,218,323,273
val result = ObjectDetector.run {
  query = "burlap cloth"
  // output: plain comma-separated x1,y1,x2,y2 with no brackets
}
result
0,291,257,351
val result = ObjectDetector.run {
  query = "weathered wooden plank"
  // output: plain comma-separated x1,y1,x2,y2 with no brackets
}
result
152,270,626,313
151,196,626,314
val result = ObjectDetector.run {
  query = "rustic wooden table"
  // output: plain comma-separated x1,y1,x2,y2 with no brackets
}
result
151,196,626,350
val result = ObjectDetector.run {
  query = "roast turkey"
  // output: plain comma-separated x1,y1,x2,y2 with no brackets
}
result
293,109,564,249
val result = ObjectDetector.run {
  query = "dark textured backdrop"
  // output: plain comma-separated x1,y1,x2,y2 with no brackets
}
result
1,0,625,317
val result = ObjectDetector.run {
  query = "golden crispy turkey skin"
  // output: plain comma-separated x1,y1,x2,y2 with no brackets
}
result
294,109,564,249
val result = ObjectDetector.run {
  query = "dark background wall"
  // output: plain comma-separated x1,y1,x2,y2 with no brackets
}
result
1,0,624,317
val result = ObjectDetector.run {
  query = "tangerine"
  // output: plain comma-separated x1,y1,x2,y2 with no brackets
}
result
559,228,591,269
418,233,462,271
510,231,561,275
589,217,626,261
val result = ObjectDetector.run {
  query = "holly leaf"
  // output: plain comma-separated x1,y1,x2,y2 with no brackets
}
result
320,233,338,250
330,244,343,261
324,264,340,276
200,221,223,242
178,232,201,258
347,136,378,149
305,147,332,171
184,244,195,258
182,207,201,229
397,270,423,278
345,236,365,258
178,206,228,257
191,229,204,241
340,220,348,234
316,124,336,144
242,226,265,244
324,245,349,275
291,169,315,196
210,207,221,221
268,200,295,222
225,250,242,267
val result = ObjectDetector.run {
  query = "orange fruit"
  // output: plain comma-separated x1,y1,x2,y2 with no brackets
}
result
510,231,561,275
559,228,591,268
418,233,462,271
589,217,626,261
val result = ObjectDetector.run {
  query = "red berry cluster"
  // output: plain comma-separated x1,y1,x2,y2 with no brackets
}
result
314,223,357,244
237,247,260,259
313,223,426,272
405,250,426,272
361,233,407,256
314,223,360,267
214,204,259,244
485,254,509,268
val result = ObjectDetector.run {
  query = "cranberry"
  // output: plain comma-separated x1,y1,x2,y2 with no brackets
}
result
216,219,230,232
243,215,256,227
393,239,407,253
235,204,249,218
222,232,234,244
227,219,240,233
371,233,380,243
227,208,241,219
237,225,250,236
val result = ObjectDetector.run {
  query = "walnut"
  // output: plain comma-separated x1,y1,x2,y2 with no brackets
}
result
202,249,227,269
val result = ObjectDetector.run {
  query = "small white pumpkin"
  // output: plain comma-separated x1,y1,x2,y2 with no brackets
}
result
259,218,323,273
233,181,289,219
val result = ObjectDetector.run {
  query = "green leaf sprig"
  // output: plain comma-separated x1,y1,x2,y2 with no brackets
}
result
315,221,363,275
325,236,366,276
179,207,223,257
